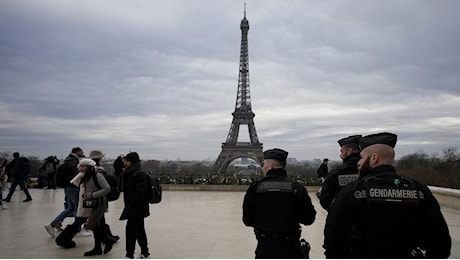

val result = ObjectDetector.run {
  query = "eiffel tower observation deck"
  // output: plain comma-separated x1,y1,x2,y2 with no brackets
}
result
211,6,264,175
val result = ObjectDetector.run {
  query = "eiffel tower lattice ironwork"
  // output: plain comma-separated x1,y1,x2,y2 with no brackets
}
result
211,8,264,175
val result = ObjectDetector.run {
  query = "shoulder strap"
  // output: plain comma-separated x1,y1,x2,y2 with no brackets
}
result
92,173,101,189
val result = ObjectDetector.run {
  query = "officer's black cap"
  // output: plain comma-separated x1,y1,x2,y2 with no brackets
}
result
358,132,398,150
263,148,288,165
338,135,362,147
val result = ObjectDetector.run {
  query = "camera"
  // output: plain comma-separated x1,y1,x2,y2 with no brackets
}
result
83,198,98,208
299,238,310,259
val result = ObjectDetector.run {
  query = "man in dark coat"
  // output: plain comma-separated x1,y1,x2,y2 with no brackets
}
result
319,135,361,211
243,148,316,258
119,152,150,259
323,132,451,258
42,155,60,190
3,152,33,202
315,158,329,198
316,158,329,181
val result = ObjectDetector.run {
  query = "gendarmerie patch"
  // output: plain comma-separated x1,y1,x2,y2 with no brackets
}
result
256,181,293,193
366,186,421,205
338,174,357,186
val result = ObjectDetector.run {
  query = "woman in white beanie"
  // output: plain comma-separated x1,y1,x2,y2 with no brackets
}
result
56,158,114,256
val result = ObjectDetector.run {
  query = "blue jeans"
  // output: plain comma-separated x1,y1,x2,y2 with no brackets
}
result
5,179,31,200
50,186,79,227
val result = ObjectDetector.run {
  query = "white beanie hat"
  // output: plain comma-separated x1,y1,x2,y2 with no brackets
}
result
78,158,96,168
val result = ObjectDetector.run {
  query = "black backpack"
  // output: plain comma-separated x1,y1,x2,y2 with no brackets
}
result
147,172,162,204
93,173,120,202
136,171,162,204
55,160,72,188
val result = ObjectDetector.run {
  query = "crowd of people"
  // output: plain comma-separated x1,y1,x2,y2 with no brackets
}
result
0,148,150,259
1,131,454,258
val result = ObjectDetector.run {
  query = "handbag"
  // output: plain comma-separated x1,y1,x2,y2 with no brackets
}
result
299,238,310,259
82,179,100,208
82,197,99,208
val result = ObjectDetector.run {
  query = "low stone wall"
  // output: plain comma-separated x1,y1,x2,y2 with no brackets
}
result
163,184,321,192
429,186,460,210
162,184,250,192
162,184,459,209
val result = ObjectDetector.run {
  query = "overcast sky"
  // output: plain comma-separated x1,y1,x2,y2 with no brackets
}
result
1,0,460,162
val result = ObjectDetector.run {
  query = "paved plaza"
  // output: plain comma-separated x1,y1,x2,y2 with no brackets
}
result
0,188,459,259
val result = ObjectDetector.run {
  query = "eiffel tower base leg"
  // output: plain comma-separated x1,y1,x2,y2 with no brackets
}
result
211,144,264,175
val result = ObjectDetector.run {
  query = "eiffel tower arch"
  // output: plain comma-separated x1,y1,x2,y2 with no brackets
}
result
211,7,264,175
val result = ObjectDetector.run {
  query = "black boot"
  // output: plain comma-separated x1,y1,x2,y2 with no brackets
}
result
84,248,102,256
104,223,120,241
55,224,79,248
103,237,116,254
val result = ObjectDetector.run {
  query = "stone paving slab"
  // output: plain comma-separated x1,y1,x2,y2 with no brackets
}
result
0,188,458,258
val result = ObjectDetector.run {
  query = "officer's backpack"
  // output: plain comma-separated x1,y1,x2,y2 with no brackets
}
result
93,173,120,202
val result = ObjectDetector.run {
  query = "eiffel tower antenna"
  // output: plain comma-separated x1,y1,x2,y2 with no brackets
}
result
211,5,264,175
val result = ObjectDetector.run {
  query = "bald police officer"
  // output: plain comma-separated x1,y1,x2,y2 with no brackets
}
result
243,148,316,258
319,135,361,211
323,132,451,258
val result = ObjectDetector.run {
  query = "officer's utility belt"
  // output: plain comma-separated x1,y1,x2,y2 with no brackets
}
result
255,229,300,241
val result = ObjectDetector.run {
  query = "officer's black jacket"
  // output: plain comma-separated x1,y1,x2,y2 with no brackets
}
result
242,168,316,234
319,153,360,211
323,165,451,259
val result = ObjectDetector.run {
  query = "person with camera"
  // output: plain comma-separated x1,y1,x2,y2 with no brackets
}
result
41,155,59,190
243,148,316,258
55,158,116,256
89,150,120,245
323,132,451,258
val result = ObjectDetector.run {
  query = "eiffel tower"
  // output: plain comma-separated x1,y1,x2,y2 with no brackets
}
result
211,7,264,175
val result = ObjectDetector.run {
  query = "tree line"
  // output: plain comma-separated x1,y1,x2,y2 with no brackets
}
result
2,148,459,189
396,148,460,189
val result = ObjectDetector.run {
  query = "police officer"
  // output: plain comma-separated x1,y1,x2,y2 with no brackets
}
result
243,148,316,258
323,132,451,258
319,135,361,211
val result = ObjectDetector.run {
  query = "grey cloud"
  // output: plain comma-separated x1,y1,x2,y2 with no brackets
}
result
1,0,460,160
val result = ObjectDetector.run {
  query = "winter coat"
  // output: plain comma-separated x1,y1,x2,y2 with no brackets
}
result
119,163,150,220
11,157,31,181
73,169,110,218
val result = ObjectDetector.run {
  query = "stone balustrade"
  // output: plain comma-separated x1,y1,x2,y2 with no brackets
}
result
162,184,460,210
